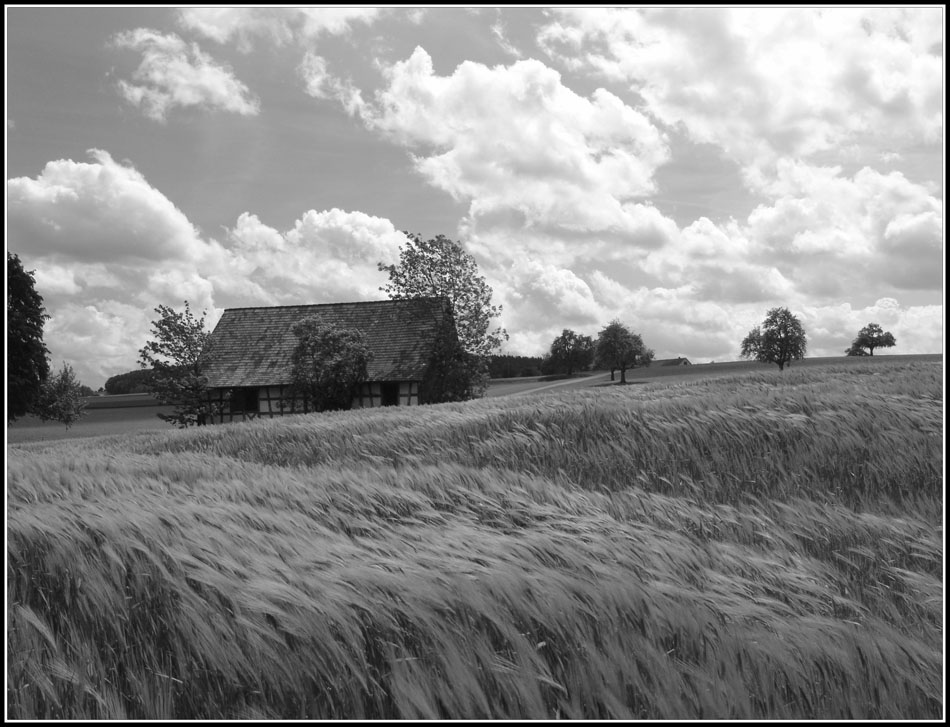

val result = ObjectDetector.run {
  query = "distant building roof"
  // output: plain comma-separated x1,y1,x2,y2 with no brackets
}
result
654,357,692,366
201,298,453,388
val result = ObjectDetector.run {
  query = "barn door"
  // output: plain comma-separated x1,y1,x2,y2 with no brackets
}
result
381,382,399,406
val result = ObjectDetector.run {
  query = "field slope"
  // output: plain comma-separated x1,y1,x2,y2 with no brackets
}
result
7,360,943,719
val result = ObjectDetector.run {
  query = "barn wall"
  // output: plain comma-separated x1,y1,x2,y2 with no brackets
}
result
353,381,419,408
206,380,420,423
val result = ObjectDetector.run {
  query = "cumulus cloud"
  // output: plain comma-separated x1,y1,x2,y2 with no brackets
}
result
178,7,380,51
350,47,670,243
205,208,407,309
111,28,259,121
743,161,943,296
538,7,943,186
8,149,205,262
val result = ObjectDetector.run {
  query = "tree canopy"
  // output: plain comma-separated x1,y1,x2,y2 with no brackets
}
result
139,301,217,427
548,329,595,377
287,318,371,412
594,321,650,384
7,252,50,421
847,323,896,356
740,307,807,371
379,233,507,358
32,362,87,429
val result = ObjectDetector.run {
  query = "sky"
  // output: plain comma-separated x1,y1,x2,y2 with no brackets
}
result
6,6,945,389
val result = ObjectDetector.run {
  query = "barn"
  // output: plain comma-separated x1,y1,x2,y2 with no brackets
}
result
200,298,456,423
653,357,692,366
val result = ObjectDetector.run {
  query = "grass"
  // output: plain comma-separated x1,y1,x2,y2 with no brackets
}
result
6,359,943,719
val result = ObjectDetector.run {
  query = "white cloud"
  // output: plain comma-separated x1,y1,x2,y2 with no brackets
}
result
299,52,366,116
744,162,943,295
111,28,259,121
8,149,205,262
355,47,670,241
178,7,380,51
538,7,943,186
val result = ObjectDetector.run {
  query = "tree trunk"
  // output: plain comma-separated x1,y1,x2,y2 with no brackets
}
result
620,367,627,384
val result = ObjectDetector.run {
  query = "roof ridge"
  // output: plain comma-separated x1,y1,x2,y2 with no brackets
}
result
221,297,447,312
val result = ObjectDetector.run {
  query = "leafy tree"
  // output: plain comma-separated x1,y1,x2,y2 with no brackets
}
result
847,323,896,356
844,343,869,356
740,307,807,371
548,329,595,376
594,320,649,384
379,233,507,358
104,368,156,394
139,301,217,427
419,327,488,404
487,354,543,378
287,318,371,412
7,252,50,421
32,362,87,429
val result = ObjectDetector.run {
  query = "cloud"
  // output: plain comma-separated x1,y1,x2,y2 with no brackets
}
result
351,47,670,243
8,149,205,263
111,28,259,121
177,7,380,51
743,161,943,296
538,7,943,186
206,208,407,308
298,52,366,116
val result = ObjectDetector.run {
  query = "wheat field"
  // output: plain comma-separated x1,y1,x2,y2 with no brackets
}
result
7,360,943,719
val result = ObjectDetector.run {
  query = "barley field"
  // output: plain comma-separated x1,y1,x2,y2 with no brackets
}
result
7,359,943,719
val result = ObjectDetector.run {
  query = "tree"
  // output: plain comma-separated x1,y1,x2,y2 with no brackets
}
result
104,368,156,394
548,329,594,377
32,362,87,429
8,252,50,421
419,328,489,404
847,323,896,356
844,343,869,356
594,320,649,384
287,318,371,412
740,307,807,371
379,233,507,358
139,301,217,428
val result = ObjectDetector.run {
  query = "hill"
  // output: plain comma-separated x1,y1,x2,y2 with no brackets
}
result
7,359,943,719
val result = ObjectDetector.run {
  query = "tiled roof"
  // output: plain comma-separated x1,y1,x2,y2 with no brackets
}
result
201,298,453,388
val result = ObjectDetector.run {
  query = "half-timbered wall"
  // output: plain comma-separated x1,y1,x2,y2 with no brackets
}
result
206,381,419,423
354,381,419,408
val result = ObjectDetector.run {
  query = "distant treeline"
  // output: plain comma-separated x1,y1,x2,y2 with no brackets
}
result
488,355,545,378
104,369,155,395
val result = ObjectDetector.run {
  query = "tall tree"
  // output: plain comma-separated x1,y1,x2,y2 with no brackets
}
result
139,301,217,427
7,252,50,421
740,307,807,371
287,318,370,412
847,323,896,356
379,233,507,358
595,320,648,384
548,329,594,377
